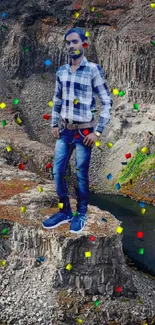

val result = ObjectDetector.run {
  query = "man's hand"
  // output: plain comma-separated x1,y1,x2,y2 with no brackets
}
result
52,127,60,138
83,132,100,147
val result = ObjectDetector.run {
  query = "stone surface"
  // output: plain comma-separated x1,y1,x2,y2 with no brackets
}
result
0,159,136,297
1,0,155,202
0,150,155,325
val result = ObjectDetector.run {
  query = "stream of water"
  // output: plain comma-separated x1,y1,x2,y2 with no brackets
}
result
89,192,155,275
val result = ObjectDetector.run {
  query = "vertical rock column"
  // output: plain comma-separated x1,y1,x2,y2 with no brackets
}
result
52,208,138,298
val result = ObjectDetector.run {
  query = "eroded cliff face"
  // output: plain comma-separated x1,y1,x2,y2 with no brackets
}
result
0,0,155,204
0,155,155,325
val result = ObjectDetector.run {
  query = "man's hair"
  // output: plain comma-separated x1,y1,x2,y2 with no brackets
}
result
64,27,88,42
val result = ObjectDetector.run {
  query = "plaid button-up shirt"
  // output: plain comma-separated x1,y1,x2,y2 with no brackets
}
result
51,56,113,134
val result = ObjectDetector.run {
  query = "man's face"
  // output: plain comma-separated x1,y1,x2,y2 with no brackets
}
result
65,32,84,60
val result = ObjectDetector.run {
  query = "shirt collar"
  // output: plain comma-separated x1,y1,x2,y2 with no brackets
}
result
67,56,88,71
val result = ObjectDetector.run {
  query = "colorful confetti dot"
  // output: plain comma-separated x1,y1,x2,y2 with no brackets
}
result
74,12,80,18
44,59,52,66
21,206,26,213
0,102,7,109
85,251,91,258
116,226,123,234
112,88,119,95
107,142,113,148
66,263,72,271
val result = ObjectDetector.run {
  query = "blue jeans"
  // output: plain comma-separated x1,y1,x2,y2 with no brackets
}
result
52,125,94,214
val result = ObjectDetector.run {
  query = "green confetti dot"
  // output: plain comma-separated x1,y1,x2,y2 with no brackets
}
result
94,300,100,307
139,248,144,255
2,228,8,235
1,120,6,126
13,98,19,105
133,103,139,111
23,46,31,52
2,25,7,31
118,90,125,97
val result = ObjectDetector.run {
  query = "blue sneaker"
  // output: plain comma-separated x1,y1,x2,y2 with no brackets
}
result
70,212,88,233
42,210,73,229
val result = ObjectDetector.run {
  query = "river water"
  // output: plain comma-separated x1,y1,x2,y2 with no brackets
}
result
89,192,155,275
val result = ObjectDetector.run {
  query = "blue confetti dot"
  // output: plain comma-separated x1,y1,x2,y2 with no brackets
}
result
102,218,107,222
139,202,145,208
2,12,7,19
107,173,112,180
44,59,52,66
115,183,121,190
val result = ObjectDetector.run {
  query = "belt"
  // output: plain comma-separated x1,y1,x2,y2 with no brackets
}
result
61,119,95,130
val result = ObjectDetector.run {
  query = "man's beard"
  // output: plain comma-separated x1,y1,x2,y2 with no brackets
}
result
69,48,84,61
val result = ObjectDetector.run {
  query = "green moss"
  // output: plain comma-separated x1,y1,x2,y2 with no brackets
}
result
118,148,155,184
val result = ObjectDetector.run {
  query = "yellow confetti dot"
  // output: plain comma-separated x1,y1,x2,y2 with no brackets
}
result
74,12,80,18
66,263,72,271
90,6,95,12
150,3,155,8
2,235,8,239
58,202,64,209
95,140,101,147
48,101,54,107
24,185,29,190
38,187,43,193
0,102,7,109
6,146,12,152
107,142,113,148
85,31,90,37
16,117,22,125
141,208,146,215
85,251,91,257
116,226,123,234
141,147,148,154
76,318,83,324
74,49,80,55
21,206,26,213
112,88,119,95
73,99,79,104
0,260,6,267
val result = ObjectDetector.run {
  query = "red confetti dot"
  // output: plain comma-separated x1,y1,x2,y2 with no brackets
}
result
43,114,51,120
19,163,25,170
74,3,81,9
83,129,90,136
89,235,96,241
83,43,88,48
125,153,131,159
46,163,52,169
115,286,122,293
137,231,144,239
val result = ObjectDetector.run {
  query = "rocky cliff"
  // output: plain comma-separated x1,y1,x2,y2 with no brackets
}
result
0,0,154,204
1,154,155,325
0,0,155,324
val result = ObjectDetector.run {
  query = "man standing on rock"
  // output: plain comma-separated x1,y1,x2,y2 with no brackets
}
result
42,27,113,233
